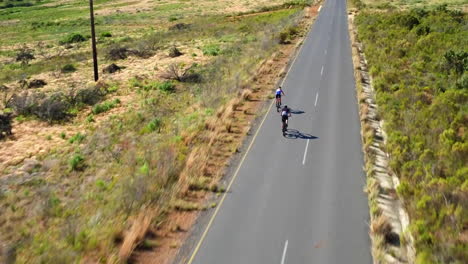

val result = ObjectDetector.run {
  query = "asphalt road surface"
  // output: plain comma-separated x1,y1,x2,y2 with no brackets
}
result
185,0,372,263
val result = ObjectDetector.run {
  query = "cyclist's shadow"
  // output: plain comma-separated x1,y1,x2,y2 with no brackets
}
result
284,129,318,140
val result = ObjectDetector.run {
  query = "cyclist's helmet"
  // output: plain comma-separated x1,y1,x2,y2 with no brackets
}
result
284,105,288,108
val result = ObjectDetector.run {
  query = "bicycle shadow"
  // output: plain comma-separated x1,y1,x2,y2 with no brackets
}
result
284,129,318,140
290,109,305,115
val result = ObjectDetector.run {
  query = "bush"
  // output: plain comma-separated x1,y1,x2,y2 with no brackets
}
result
28,79,47,88
60,33,87,45
140,118,162,134
168,15,178,22
169,23,191,31
288,26,300,37
443,50,468,76
16,45,35,66
455,73,468,90
74,87,105,105
168,46,182,58
8,92,70,122
102,63,121,74
278,26,299,44
106,45,129,60
92,99,120,115
130,41,155,58
69,154,85,171
202,44,221,56
278,31,289,44
34,93,70,121
0,113,12,139
161,63,201,83
61,64,76,73
69,132,86,144
157,81,175,93
100,32,112,38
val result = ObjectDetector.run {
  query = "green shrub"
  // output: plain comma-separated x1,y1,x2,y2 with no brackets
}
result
356,9,468,262
91,99,120,115
157,81,175,93
140,118,162,134
278,31,289,44
100,32,112,38
61,64,76,73
86,115,95,123
69,133,86,144
168,15,179,22
69,154,85,171
202,44,221,56
60,33,87,45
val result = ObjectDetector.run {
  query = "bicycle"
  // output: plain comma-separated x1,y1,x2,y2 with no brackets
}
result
282,118,288,136
276,97,282,112
280,105,291,136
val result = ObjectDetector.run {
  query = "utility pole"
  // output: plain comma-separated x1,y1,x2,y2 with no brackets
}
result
89,0,99,81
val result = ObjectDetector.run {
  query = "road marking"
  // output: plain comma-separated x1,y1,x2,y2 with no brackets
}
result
318,5,322,12
324,49,327,55
281,240,289,264
186,100,274,264
186,17,314,264
315,92,319,107
320,65,324,76
302,139,310,165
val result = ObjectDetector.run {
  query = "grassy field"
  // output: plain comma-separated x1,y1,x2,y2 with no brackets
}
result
353,1,467,263
0,0,295,81
0,0,314,262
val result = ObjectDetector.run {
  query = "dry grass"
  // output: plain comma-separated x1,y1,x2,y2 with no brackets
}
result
172,199,201,211
371,214,393,236
119,208,158,261
241,89,253,101
224,120,233,133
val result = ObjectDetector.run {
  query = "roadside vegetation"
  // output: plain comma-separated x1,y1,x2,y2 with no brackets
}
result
353,1,467,263
0,0,314,262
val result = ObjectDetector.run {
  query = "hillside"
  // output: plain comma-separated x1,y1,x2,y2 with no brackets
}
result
351,0,467,263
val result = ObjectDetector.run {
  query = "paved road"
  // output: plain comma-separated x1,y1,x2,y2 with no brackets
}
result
184,0,372,263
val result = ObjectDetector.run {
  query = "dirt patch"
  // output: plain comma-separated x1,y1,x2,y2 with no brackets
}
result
129,6,319,264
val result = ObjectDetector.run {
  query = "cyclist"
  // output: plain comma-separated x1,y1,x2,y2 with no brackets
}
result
275,86,285,110
281,105,291,134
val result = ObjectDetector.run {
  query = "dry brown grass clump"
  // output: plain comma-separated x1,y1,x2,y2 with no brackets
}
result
371,214,393,236
241,89,253,101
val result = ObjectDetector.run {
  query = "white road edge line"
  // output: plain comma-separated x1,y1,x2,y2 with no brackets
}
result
302,140,310,165
320,65,324,76
186,13,314,264
315,92,319,107
318,5,322,12
325,49,327,55
281,240,289,264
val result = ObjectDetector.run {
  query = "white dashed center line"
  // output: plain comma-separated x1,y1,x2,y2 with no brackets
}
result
281,240,289,264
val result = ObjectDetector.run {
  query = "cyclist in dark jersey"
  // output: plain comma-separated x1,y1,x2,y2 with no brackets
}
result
281,105,291,124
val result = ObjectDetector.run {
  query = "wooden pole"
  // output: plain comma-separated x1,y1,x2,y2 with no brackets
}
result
89,0,99,81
